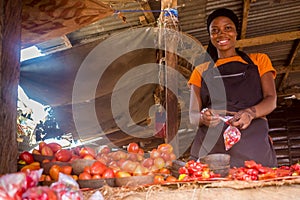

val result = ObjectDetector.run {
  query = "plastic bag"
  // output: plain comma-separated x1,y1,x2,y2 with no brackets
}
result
223,125,241,151
154,111,166,138
50,173,83,200
0,169,42,200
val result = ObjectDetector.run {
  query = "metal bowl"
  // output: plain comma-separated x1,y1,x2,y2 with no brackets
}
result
201,154,230,177
32,154,54,163
77,178,115,189
71,159,96,175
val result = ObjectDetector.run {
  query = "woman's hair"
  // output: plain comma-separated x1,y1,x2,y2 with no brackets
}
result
206,8,240,62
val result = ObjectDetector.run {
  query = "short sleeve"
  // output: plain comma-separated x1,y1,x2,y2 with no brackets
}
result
188,62,210,88
188,67,202,87
251,53,276,79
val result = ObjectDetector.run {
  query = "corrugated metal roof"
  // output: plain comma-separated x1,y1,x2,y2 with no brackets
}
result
68,1,149,46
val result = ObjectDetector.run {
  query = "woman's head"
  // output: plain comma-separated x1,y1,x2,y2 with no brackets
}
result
206,8,240,60
207,8,239,34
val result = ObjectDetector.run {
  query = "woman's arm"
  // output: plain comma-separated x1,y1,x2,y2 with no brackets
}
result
231,71,277,129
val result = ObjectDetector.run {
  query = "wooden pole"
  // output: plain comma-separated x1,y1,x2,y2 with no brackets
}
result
0,0,22,174
160,0,179,157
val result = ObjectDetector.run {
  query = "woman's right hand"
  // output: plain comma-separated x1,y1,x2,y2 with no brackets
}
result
200,108,221,127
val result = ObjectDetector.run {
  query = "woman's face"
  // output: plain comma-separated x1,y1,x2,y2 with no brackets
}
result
209,16,237,53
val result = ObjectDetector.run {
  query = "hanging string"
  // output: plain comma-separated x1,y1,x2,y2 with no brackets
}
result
114,9,167,13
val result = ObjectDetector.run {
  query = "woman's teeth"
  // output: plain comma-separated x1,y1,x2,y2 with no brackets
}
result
218,40,228,44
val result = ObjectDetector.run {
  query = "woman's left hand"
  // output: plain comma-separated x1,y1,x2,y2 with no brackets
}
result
229,108,256,129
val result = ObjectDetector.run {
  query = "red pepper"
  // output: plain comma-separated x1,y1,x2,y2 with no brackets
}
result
178,166,189,175
245,168,259,176
244,160,258,169
291,163,300,172
19,151,34,164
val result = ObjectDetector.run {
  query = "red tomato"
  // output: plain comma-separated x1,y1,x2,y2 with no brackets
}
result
153,175,165,184
49,165,61,181
137,148,144,156
55,149,72,162
45,175,52,181
127,142,139,153
102,168,115,178
41,145,54,156
83,166,91,174
38,141,47,151
100,146,111,154
60,165,72,175
79,172,92,180
166,175,177,182
90,161,107,175
47,142,62,153
157,143,173,154
115,171,131,178
20,162,40,172
159,167,171,175
32,149,41,155
19,151,34,164
244,160,258,169
92,174,102,179
79,147,96,158
83,154,95,160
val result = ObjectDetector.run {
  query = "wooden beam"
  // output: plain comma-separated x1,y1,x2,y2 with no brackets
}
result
235,31,300,48
277,90,300,98
287,41,300,66
275,65,300,74
139,16,148,25
204,31,300,49
278,40,300,92
240,0,251,40
61,35,72,48
139,1,156,24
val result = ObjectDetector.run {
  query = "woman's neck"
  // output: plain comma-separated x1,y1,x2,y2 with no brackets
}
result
218,49,237,59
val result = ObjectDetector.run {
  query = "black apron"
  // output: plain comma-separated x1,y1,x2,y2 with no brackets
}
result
190,52,278,168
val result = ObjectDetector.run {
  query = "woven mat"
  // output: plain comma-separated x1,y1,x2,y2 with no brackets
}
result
82,176,300,200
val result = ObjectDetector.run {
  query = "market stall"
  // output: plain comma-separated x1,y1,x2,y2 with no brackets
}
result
3,141,300,200
1,0,300,199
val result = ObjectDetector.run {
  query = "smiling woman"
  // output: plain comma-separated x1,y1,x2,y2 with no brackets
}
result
188,8,278,168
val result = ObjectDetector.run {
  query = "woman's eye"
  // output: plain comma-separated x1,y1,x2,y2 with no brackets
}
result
211,29,219,34
225,26,233,31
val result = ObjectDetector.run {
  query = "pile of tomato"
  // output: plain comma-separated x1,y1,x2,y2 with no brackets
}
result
228,160,300,181
177,159,300,182
177,160,221,181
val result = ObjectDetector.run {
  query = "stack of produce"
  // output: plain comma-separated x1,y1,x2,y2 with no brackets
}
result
17,141,179,188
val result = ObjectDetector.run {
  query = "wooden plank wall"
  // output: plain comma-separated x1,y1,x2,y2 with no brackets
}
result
268,99,300,166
